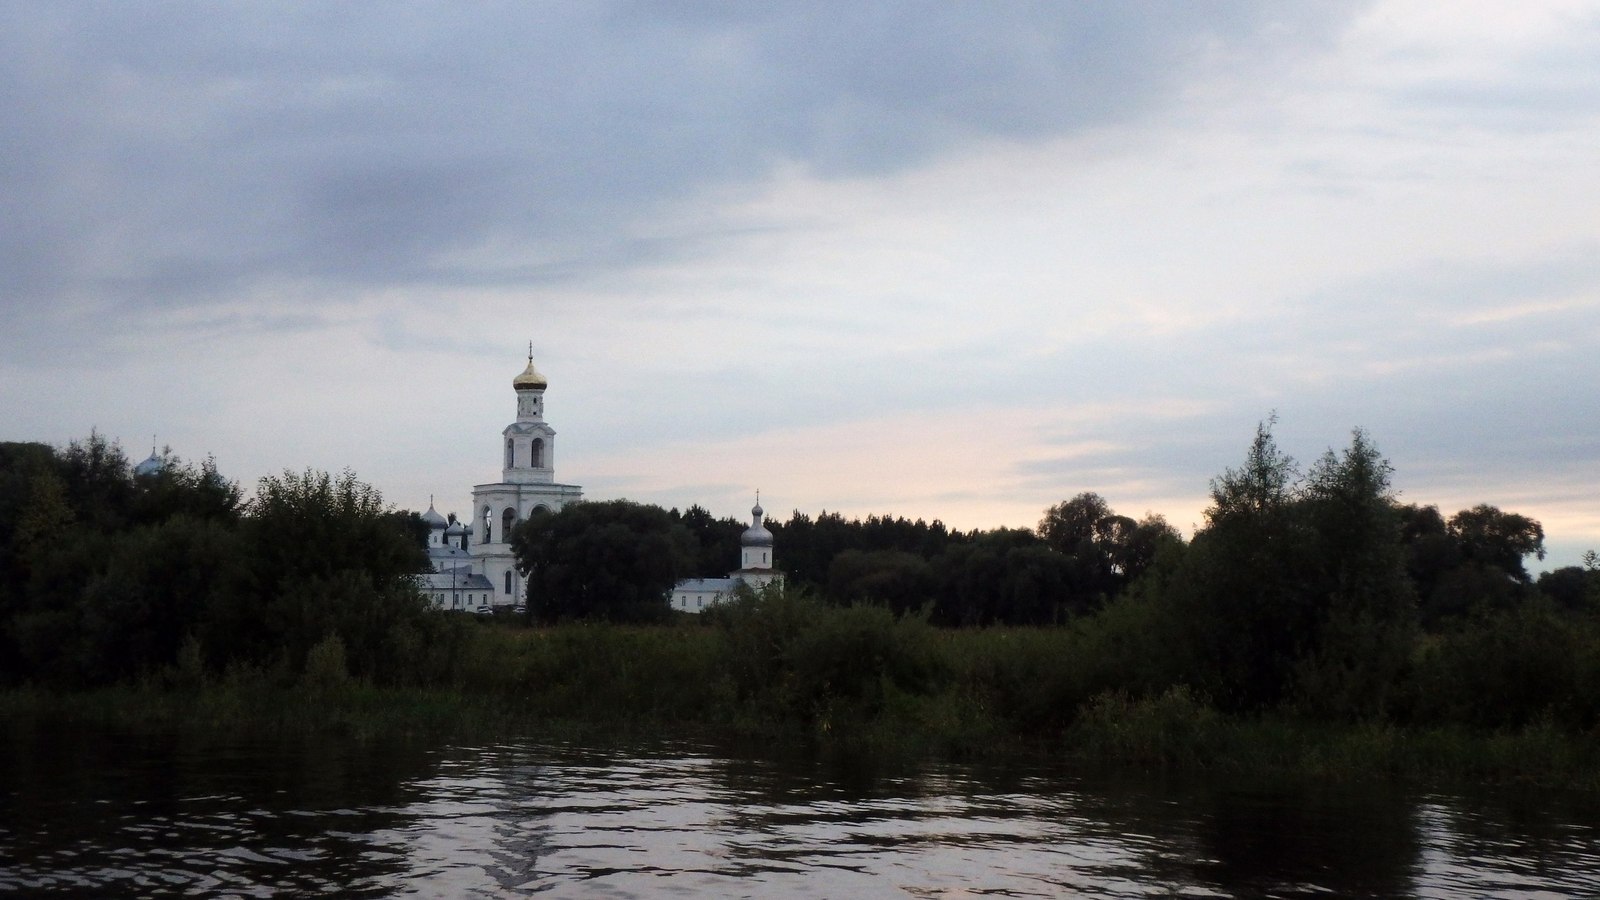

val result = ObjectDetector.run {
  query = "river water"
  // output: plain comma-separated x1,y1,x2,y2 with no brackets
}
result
2,721,1598,898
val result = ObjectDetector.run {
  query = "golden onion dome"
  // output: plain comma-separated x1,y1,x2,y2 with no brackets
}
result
513,357,548,391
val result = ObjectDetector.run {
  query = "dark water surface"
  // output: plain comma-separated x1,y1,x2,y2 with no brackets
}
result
2,720,1597,898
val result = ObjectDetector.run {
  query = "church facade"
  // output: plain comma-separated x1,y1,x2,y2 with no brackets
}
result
670,500,782,613
421,352,583,610
470,354,584,605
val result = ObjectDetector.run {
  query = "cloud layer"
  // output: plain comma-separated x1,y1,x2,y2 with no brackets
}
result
3,1,1597,569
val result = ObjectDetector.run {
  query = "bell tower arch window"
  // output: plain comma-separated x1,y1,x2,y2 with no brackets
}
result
531,438,545,468
504,571,513,595
506,438,515,468
502,507,517,540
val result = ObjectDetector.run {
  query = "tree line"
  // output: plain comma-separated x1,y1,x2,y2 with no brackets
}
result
509,429,1591,639
0,435,457,688
4,424,1596,732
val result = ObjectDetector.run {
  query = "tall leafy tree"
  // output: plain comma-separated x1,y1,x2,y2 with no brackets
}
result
1294,429,1415,716
1039,492,1112,556
513,500,695,622
205,468,432,679
1176,417,1311,711
1447,505,1546,583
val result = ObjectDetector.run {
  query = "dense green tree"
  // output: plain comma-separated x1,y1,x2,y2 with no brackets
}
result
388,509,432,551
71,517,248,684
0,438,458,687
1447,504,1546,583
1174,417,1312,711
1400,502,1549,627
512,500,695,622
771,509,960,592
1035,494,1177,613
1116,514,1183,582
1039,492,1112,556
203,468,433,679
827,549,937,614
241,469,426,596
1538,566,1597,613
931,538,1013,626
928,529,1093,626
1397,503,1459,625
57,432,135,531
1292,429,1415,716
671,504,745,577
1407,598,1598,729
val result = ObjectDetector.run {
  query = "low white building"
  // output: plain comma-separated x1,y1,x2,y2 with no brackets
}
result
417,501,495,610
671,500,782,613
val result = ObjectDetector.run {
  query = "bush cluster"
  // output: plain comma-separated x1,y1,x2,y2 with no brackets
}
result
0,436,459,689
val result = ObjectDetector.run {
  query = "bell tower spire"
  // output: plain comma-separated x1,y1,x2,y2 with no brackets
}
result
504,349,555,483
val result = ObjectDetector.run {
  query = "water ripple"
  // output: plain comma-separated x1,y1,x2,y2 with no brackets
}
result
4,733,1600,897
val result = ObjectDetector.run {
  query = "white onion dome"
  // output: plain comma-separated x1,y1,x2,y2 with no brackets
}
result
444,519,465,536
513,358,548,391
421,502,449,530
741,502,774,547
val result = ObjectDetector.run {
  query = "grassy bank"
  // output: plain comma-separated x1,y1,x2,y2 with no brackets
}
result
6,680,1595,789
7,594,1599,789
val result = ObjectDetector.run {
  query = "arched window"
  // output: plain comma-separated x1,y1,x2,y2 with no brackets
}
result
504,571,513,595
506,438,515,468
502,507,516,540
531,438,544,468
482,507,492,543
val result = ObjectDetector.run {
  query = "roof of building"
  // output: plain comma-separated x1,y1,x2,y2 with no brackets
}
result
421,501,449,529
674,577,738,593
741,499,774,547
418,571,495,591
428,546,472,564
133,452,163,478
513,354,548,391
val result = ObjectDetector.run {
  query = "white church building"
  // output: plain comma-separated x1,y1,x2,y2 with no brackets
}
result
670,499,783,613
421,350,583,609
417,501,494,610
423,349,779,613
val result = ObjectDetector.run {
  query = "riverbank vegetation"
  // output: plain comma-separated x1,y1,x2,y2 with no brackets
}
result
2,426,1598,787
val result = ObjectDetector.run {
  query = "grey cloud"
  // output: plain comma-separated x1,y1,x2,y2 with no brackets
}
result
1388,12,1600,132
0,0,1363,350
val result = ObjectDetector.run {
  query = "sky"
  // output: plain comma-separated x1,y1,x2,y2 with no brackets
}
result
3,1,1597,570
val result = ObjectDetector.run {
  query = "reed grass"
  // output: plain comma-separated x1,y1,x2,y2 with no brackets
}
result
7,593,1600,789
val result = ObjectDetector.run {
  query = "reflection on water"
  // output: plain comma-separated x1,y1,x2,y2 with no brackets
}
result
2,719,1598,898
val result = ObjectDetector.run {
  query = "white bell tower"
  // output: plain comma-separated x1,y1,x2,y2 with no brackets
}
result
501,347,557,484
471,345,584,605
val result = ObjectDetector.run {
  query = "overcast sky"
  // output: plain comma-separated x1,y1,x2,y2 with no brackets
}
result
3,1,1596,569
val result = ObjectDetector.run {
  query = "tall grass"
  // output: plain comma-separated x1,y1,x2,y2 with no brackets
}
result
9,586,1600,787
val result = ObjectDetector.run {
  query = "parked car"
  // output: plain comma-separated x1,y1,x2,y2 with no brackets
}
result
512,605,527,615
475,605,493,616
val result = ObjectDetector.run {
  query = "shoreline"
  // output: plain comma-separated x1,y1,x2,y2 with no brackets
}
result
6,680,1596,791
